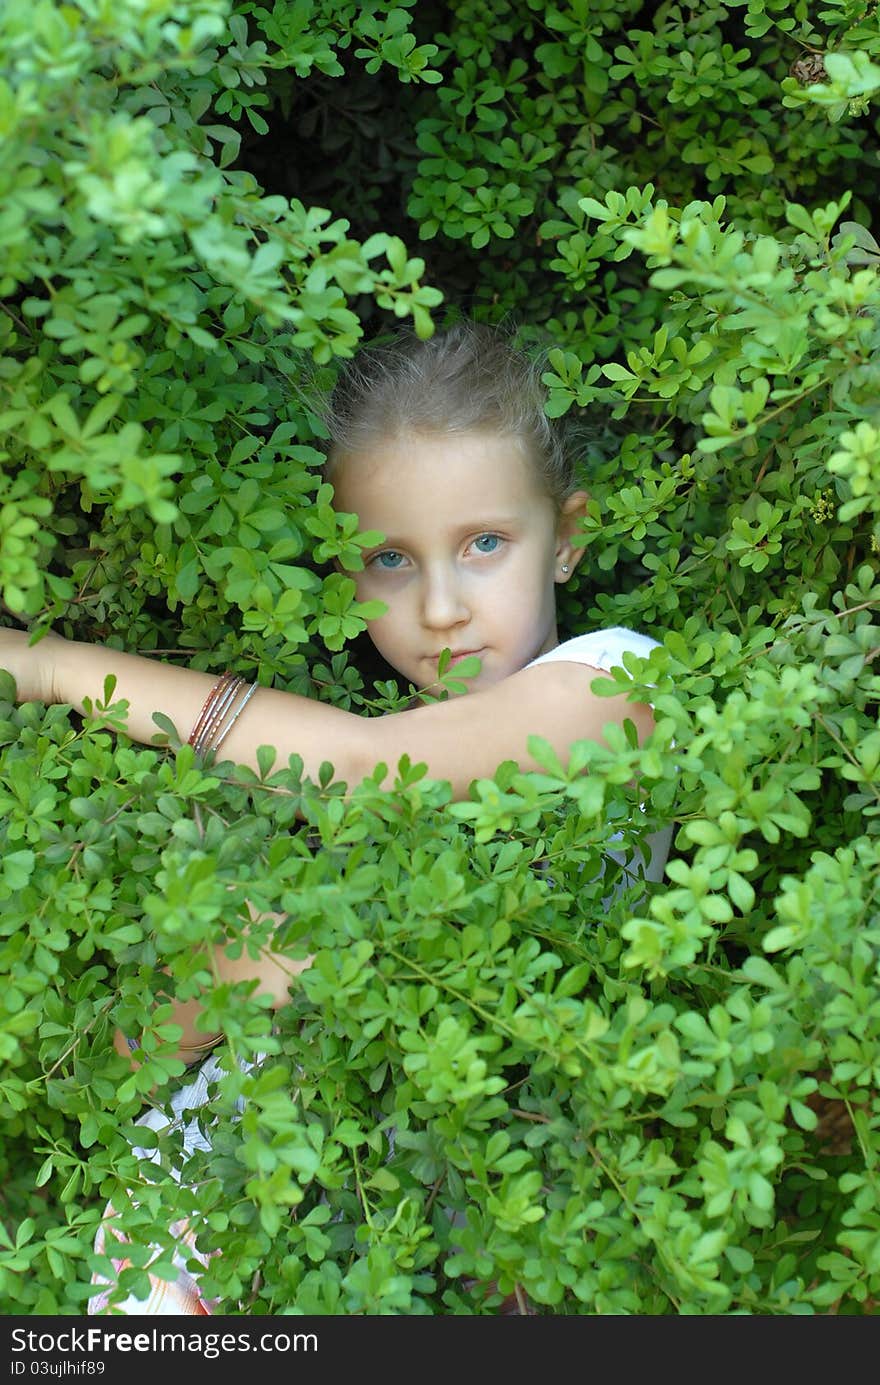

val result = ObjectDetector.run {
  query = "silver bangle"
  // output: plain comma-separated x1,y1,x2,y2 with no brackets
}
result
211,680,258,755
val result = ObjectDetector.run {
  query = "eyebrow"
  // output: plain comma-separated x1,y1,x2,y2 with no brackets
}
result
365,518,523,547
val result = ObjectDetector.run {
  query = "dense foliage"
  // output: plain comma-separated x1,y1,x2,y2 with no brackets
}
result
1,0,878,1315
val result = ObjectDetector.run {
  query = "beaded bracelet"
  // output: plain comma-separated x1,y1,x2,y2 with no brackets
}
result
188,671,257,759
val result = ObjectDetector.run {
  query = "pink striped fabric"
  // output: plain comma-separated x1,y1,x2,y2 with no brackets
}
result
89,1210,217,1316
88,1053,235,1316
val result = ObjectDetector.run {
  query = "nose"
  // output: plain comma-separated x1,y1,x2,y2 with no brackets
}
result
420,563,469,632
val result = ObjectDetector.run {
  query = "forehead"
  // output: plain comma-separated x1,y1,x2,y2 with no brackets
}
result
330,428,549,523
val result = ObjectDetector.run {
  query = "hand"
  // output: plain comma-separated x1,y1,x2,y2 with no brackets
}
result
0,626,65,704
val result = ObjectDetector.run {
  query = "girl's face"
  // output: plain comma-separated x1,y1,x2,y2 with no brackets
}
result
330,428,587,693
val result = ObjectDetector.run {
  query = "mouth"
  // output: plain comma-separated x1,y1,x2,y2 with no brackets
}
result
441,648,485,669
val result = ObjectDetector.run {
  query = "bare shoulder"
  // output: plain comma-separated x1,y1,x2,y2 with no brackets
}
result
363,658,655,799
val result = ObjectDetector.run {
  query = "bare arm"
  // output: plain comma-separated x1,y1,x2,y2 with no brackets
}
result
2,629,653,791
116,902,314,1072
361,658,655,790
48,637,653,795
51,637,376,788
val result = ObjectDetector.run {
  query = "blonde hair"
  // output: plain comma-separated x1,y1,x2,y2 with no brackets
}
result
321,321,576,508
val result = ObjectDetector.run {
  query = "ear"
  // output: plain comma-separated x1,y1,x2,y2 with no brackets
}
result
554,489,589,583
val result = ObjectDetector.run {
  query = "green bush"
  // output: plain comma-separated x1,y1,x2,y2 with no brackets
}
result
1,0,878,1314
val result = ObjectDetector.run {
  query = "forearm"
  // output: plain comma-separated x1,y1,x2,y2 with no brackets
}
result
57,639,221,746
116,904,314,1068
55,639,371,784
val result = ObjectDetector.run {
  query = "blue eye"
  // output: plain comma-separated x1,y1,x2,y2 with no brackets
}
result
372,550,405,570
473,533,501,553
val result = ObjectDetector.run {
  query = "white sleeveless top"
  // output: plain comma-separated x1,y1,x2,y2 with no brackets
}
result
527,626,673,897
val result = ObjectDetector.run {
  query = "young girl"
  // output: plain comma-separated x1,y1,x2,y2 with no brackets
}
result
0,322,672,1313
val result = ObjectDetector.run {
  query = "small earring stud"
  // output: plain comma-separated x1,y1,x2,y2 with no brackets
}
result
561,564,569,574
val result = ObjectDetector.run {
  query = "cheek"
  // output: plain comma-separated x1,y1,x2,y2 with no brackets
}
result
517,550,557,605
361,594,402,650
354,570,387,612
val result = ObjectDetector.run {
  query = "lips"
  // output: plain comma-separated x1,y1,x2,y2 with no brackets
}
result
443,648,484,668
